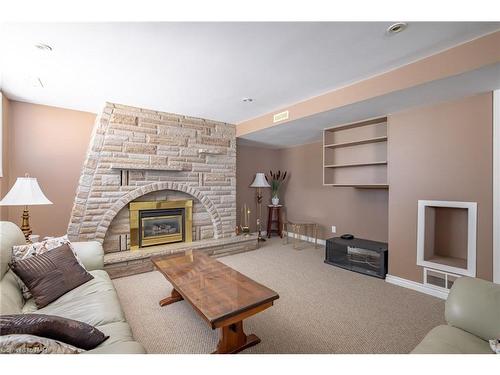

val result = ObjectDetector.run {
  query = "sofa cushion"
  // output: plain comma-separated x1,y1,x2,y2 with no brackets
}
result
23,270,126,327
0,314,109,350
71,241,104,272
446,277,500,341
411,325,493,354
93,321,135,347
0,270,24,315
10,243,94,308
0,222,26,279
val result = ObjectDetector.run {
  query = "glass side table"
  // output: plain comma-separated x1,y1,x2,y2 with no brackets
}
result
282,221,318,249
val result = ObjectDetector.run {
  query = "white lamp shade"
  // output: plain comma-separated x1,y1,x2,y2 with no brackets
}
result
0,177,52,206
250,172,270,188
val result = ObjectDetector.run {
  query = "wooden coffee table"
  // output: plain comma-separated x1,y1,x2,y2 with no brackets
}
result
151,251,279,354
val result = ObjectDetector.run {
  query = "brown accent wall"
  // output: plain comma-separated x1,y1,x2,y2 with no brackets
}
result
388,93,493,282
236,144,282,233
278,142,389,241
5,101,95,237
237,141,389,241
0,94,10,220
237,93,493,283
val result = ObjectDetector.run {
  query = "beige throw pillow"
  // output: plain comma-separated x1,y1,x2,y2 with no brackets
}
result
0,334,84,354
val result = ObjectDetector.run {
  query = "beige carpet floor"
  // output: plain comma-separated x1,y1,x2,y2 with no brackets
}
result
113,238,445,354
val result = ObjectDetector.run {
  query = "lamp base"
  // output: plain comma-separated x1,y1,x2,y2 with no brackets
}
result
21,207,32,243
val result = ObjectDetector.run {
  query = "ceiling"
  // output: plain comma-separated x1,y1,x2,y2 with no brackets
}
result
238,62,500,148
1,22,499,126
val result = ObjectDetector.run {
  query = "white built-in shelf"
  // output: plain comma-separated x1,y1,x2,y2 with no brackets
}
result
324,161,387,168
324,136,387,149
324,116,387,132
323,116,388,188
427,255,467,270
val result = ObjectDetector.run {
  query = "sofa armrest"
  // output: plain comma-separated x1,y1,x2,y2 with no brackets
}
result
445,277,500,341
71,241,104,271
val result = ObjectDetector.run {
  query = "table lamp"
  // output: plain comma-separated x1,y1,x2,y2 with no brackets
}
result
0,175,53,242
250,172,270,242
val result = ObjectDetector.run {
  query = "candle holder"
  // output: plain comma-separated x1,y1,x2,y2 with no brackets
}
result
240,204,251,236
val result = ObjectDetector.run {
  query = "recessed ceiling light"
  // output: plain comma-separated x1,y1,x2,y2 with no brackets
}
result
242,98,254,103
386,22,408,35
34,43,53,52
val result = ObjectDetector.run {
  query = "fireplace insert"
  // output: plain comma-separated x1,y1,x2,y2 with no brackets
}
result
325,237,388,279
140,208,185,247
129,200,192,250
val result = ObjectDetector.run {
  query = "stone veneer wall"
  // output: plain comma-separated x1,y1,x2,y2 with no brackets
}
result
68,102,236,249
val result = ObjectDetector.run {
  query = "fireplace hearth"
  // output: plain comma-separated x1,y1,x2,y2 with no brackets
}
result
129,200,192,250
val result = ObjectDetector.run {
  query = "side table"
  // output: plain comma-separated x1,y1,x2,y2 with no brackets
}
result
266,205,283,238
283,221,318,249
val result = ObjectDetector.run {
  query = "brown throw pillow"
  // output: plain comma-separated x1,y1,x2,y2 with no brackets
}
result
11,235,85,300
0,314,108,351
9,243,94,308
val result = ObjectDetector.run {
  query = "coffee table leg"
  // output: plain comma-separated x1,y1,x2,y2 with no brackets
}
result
159,288,183,307
212,321,261,354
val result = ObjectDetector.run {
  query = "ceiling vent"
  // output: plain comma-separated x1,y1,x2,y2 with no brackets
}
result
386,22,408,35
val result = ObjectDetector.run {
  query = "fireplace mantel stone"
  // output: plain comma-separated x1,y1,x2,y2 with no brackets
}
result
110,163,184,171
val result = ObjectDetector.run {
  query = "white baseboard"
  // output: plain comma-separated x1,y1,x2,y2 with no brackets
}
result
255,231,325,246
385,274,449,300
283,231,326,246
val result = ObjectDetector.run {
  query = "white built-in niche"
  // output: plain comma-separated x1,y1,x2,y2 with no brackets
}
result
417,200,477,277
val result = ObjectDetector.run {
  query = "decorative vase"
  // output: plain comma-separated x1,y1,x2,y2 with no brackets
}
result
271,196,279,206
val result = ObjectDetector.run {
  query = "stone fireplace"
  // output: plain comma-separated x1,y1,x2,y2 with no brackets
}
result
68,102,257,277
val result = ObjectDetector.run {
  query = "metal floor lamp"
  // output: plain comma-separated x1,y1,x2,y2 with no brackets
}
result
250,172,270,242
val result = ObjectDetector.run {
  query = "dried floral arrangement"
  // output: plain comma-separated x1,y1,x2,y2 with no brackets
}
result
266,170,288,199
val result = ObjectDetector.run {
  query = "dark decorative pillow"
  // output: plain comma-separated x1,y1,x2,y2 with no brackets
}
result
0,314,109,351
9,243,94,308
